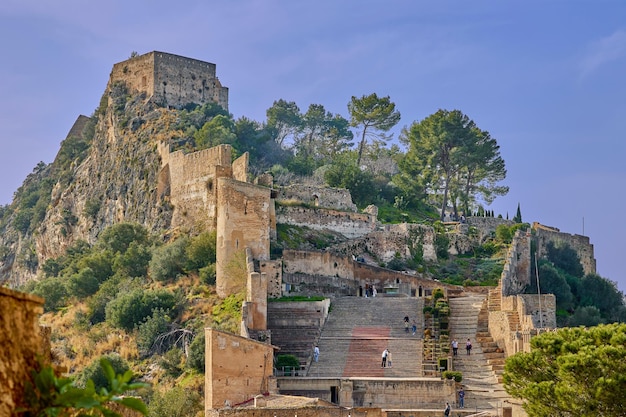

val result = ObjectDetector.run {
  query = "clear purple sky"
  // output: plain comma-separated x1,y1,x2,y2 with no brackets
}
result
1,1,625,291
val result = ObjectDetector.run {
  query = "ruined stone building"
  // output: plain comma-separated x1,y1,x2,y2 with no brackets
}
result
109,51,228,110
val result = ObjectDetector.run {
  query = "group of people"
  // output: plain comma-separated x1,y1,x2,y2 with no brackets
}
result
451,338,472,356
403,315,418,335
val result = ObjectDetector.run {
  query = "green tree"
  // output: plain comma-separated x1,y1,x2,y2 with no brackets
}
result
579,273,626,322
193,114,237,149
265,99,301,147
348,93,401,165
503,323,626,416
324,152,374,207
513,202,522,223
398,109,506,220
96,223,150,255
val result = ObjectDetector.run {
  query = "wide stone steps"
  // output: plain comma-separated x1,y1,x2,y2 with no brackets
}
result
308,296,424,377
448,295,511,412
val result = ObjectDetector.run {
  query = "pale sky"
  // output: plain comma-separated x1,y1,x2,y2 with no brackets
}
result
1,1,625,291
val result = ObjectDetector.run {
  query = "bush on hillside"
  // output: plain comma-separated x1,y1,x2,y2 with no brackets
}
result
105,288,179,331
187,331,205,373
148,386,202,417
74,354,130,390
149,237,189,282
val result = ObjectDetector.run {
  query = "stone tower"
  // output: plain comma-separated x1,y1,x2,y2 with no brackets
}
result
109,51,228,110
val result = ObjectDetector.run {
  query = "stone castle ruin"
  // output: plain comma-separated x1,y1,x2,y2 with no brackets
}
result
1,52,600,416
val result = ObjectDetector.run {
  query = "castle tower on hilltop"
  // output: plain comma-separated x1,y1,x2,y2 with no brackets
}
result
109,51,228,110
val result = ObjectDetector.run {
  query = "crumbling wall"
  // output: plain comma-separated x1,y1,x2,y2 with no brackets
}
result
467,216,514,242
0,287,45,416
276,185,357,212
501,229,532,296
533,222,596,275
276,206,375,239
205,329,275,410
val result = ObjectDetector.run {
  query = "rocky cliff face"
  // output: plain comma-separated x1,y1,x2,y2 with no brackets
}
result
0,83,177,287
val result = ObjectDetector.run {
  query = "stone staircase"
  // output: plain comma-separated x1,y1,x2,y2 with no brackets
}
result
449,295,511,412
308,296,424,377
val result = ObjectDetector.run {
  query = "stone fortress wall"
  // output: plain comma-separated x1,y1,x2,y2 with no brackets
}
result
533,222,596,275
109,51,228,110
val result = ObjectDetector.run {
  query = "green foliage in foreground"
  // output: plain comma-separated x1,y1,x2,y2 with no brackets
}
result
503,323,626,417
19,357,147,416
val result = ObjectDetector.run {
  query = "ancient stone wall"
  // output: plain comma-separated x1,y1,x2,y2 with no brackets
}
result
205,329,275,410
329,223,437,264
533,222,596,275
276,185,357,212
466,216,514,241
489,294,557,356
158,143,233,232
501,230,532,296
109,51,228,110
259,259,283,299
216,178,271,298
276,377,456,409
0,287,45,416
282,250,452,298
245,248,268,331
276,206,375,239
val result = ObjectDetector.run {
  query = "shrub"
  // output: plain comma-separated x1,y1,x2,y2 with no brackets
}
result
442,370,463,382
66,267,100,298
97,222,151,254
137,309,172,357
185,231,217,272
148,386,202,417
106,288,179,331
113,241,151,277
187,330,205,373
32,277,68,312
159,347,184,378
74,354,130,390
149,237,189,282
87,274,123,324
199,263,216,285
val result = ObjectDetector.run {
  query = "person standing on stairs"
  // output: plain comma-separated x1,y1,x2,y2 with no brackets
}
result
381,348,389,367
411,320,417,335
444,402,451,416
458,387,465,408
466,338,472,355
313,345,320,362
404,315,410,333
386,350,392,367
451,339,458,356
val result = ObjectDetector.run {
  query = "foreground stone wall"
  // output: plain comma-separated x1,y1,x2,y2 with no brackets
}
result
0,287,45,416
205,329,275,410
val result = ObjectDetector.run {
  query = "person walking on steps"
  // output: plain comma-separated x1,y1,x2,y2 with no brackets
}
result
451,339,458,356
458,387,465,408
466,338,472,355
411,320,417,335
387,350,393,367
381,348,389,367
313,345,320,362
444,402,451,416
404,316,410,333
